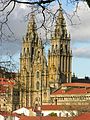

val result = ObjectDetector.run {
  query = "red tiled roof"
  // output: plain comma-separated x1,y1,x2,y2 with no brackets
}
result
66,88,88,94
86,88,90,93
41,105,64,110
0,78,7,81
19,116,66,120
0,88,6,93
52,87,90,95
0,111,21,117
0,112,13,117
0,78,15,86
31,105,90,111
62,83,90,87
73,112,90,120
41,105,80,110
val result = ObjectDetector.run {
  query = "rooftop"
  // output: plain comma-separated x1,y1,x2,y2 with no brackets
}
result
19,116,67,120
52,87,90,95
62,83,90,87
51,83,90,95
39,105,88,111
73,112,90,120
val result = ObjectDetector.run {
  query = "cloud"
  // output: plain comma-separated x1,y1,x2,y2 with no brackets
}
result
0,4,30,56
68,2,90,43
0,1,90,60
72,47,90,58
65,2,90,59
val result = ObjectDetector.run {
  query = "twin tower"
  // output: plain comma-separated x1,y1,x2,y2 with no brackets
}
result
19,5,72,108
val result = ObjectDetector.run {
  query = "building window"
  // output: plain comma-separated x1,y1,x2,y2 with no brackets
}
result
35,97,38,101
52,45,54,51
27,48,29,53
66,113,68,117
59,113,61,117
36,81,39,90
60,44,63,52
36,71,39,78
44,92,47,98
23,48,25,54
37,51,40,58
56,45,57,49
55,99,57,105
65,45,67,51
3,104,5,106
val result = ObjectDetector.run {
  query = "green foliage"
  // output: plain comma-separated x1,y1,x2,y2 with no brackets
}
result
49,112,57,116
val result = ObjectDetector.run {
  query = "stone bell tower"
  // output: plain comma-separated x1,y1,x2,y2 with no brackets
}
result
48,4,72,89
19,14,49,107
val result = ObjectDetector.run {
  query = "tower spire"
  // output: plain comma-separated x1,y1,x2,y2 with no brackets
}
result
54,4,67,39
48,3,72,88
27,13,37,34
25,11,39,44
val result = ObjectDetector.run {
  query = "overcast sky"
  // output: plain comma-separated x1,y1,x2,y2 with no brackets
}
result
0,1,90,77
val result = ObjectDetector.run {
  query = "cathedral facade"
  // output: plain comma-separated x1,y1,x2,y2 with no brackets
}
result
19,5,72,108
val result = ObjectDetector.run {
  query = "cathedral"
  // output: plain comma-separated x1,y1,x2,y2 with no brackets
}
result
19,4,72,108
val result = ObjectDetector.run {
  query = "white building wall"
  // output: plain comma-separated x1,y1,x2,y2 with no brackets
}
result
0,115,4,120
13,107,30,116
41,110,78,117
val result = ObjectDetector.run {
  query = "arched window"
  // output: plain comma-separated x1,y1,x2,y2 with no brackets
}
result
27,48,29,53
65,45,67,51
56,45,57,50
23,48,25,54
55,99,57,105
36,81,39,90
35,97,38,101
37,51,40,58
36,71,39,78
44,92,47,98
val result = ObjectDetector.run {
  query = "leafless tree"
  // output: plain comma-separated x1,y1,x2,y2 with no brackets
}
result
0,0,89,42
0,0,89,73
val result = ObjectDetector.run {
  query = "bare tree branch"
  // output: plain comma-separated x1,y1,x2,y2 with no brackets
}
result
0,0,89,43
13,0,55,5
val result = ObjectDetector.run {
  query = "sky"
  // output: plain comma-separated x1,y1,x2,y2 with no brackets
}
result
68,2,90,77
0,1,90,78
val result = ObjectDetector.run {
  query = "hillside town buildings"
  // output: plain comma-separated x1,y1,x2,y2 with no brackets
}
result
0,67,15,111
51,83,90,105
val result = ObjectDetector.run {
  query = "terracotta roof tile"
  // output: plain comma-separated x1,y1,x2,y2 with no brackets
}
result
62,83,90,87
19,116,66,120
52,87,90,95
0,111,22,118
41,105,81,110
41,105,64,110
73,112,90,120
